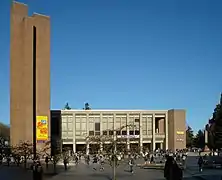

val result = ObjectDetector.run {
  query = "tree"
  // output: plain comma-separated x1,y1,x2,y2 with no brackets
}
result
42,140,62,174
193,130,205,149
186,126,194,148
0,122,10,140
64,103,71,110
84,103,91,110
209,93,222,149
12,141,33,168
86,125,135,180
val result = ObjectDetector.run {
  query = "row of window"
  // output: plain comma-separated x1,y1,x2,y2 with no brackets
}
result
88,130,140,136
62,122,153,132
62,116,157,123
62,129,165,138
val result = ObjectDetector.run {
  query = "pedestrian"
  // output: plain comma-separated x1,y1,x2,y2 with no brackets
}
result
92,155,98,170
129,157,135,173
45,156,49,169
198,156,203,172
164,156,183,180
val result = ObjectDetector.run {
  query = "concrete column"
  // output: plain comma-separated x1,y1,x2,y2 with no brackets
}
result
152,113,155,151
73,113,76,153
100,113,103,152
127,113,130,151
86,143,89,155
165,113,168,150
86,113,89,154
86,113,89,136
160,142,163,149
139,113,143,153
73,143,76,153
113,113,116,141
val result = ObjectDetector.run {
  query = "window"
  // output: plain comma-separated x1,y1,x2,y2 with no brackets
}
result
62,123,67,131
148,129,152,135
143,130,147,135
68,116,73,122
89,131,94,136
62,132,67,138
103,131,107,135
68,123,73,131
68,132,73,137
75,131,81,136
95,132,100,136
122,131,127,135
95,123,100,131
116,117,121,123
135,130,140,135
62,116,67,122
129,131,134,135
76,122,81,130
135,118,140,123
116,131,121,135
109,131,113,135
81,122,86,130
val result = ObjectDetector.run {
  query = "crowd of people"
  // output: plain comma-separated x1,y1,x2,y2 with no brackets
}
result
0,147,214,180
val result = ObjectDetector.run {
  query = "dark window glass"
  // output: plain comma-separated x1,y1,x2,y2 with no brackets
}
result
135,118,140,123
95,132,100,136
103,131,107,135
89,131,94,136
135,130,140,135
109,131,113,135
116,131,121,135
122,131,127,135
129,131,134,135
95,123,100,131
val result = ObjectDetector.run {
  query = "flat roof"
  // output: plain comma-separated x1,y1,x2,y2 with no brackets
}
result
52,109,169,112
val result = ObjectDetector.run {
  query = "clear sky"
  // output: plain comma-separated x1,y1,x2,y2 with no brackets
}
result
0,0,221,132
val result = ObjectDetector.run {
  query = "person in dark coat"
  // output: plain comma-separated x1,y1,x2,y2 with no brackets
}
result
164,156,183,180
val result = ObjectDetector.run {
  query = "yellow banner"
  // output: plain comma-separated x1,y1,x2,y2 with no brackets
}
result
176,131,184,135
36,116,48,141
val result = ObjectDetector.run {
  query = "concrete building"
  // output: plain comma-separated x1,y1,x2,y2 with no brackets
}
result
10,2,50,146
51,109,186,153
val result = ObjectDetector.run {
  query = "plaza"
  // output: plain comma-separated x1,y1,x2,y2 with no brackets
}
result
1,154,222,180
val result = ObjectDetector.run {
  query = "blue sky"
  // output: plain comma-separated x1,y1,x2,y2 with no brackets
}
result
0,0,221,132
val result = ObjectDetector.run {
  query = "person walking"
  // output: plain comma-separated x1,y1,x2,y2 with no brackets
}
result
129,157,135,174
198,156,204,172
92,155,98,170
164,156,183,180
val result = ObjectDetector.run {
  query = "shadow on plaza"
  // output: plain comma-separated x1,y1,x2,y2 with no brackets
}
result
0,163,70,179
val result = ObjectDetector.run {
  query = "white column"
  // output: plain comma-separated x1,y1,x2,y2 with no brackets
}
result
86,113,89,155
100,113,103,152
73,113,76,153
165,113,168,150
86,144,89,155
160,143,163,149
113,113,116,141
73,143,76,153
152,113,155,151
139,113,143,153
127,113,130,151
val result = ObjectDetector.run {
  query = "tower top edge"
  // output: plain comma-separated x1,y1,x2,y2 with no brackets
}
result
32,12,50,19
13,1,28,7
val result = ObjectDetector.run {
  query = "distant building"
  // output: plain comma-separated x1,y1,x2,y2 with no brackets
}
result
51,109,186,153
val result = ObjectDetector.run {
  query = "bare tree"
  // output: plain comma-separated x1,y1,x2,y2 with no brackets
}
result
86,125,135,180
12,141,33,168
41,140,62,174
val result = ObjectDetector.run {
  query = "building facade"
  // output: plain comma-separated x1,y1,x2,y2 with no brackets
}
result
52,109,186,153
10,2,50,146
